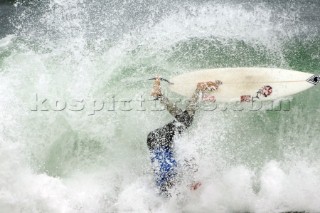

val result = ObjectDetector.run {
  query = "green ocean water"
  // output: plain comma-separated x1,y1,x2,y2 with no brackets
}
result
0,0,320,212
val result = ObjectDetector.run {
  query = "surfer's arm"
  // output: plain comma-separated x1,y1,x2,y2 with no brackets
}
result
159,84,210,118
160,95,183,118
152,78,220,118
151,77,184,117
159,85,201,118
185,91,201,117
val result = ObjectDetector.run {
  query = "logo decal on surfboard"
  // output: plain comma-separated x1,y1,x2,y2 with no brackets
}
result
240,95,251,102
241,85,273,102
306,75,320,85
202,94,216,102
260,85,273,97
254,85,273,100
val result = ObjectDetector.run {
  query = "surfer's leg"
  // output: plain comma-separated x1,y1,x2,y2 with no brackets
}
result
149,148,178,196
147,123,178,196
155,148,177,196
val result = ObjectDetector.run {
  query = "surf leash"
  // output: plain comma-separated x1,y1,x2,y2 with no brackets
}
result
148,77,174,85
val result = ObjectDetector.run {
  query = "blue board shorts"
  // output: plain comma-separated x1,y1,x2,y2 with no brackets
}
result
150,147,177,191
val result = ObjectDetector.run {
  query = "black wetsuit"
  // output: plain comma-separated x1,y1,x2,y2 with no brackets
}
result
147,110,194,150
147,95,198,194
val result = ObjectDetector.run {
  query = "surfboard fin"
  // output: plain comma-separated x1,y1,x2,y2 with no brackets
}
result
148,77,174,85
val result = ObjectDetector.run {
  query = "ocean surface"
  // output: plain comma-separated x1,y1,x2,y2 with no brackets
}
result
0,0,320,212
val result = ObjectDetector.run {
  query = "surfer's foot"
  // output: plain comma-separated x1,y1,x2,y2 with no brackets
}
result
151,76,162,98
190,181,202,191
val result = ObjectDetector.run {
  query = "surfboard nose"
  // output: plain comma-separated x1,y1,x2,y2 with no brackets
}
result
306,74,320,85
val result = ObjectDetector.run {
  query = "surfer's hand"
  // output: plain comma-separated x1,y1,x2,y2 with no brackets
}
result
151,77,162,97
196,81,221,92
196,81,213,91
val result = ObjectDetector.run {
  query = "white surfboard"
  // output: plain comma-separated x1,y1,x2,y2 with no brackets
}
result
168,68,319,102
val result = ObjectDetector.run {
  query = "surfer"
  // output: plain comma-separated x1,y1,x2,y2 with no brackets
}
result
147,77,222,196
